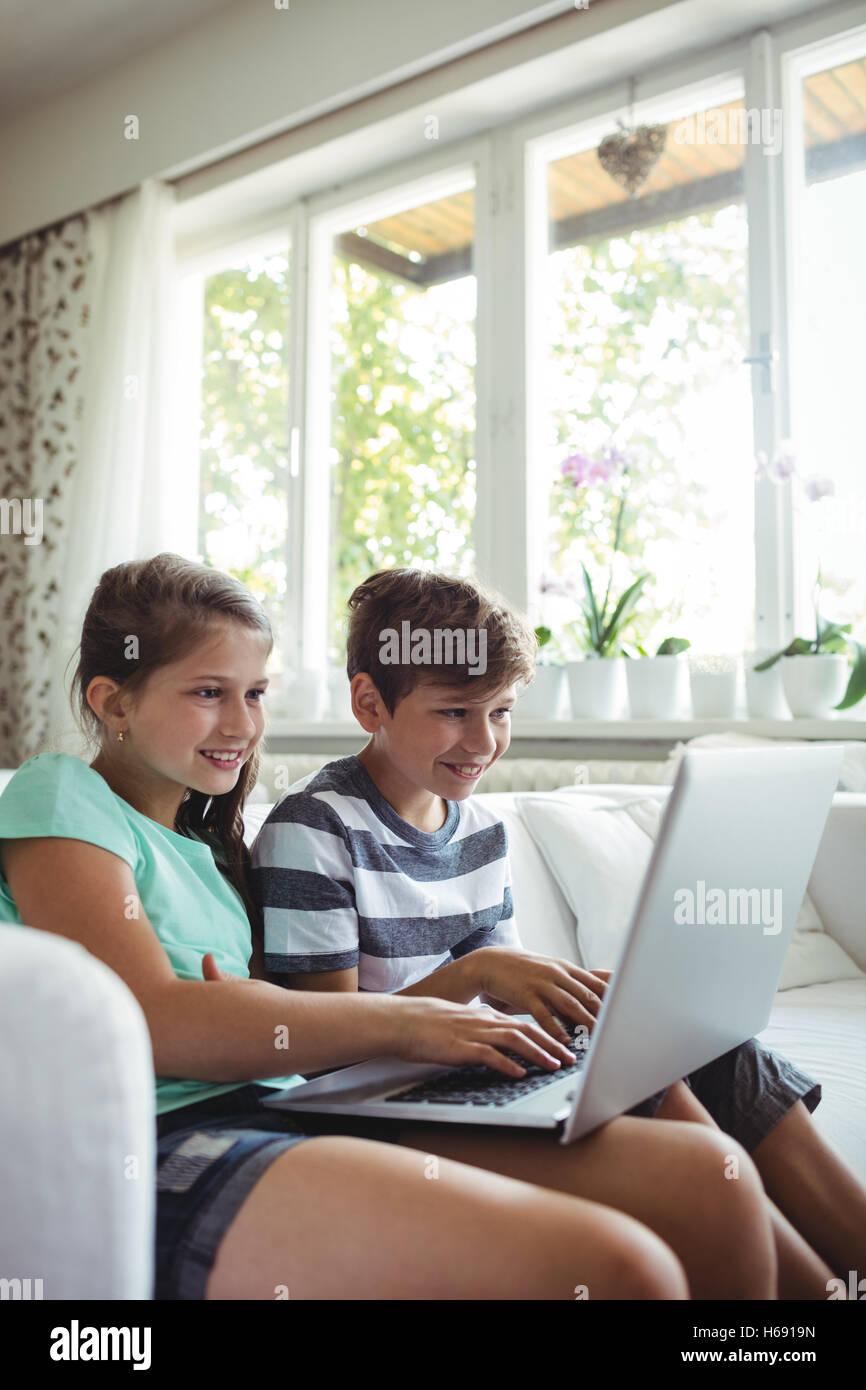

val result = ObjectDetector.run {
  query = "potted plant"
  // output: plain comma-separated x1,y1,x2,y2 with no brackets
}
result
751,449,866,717
564,559,648,718
743,648,788,719
516,624,568,719
622,637,690,718
687,652,740,717
753,609,866,718
555,447,648,718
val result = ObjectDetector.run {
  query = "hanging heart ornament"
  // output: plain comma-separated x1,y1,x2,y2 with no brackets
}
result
597,123,667,195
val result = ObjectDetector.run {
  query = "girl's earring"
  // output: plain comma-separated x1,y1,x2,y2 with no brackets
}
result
117,730,126,743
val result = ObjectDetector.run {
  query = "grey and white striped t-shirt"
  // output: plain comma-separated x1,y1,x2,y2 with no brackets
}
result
250,754,521,992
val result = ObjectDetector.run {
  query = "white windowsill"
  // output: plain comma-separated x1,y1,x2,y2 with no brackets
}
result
264,713,866,741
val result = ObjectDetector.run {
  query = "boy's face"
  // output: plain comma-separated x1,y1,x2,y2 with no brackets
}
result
363,677,516,799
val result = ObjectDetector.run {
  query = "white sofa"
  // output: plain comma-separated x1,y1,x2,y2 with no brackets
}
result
1,768,864,1299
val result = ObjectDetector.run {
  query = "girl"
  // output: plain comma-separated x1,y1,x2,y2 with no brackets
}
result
0,554,853,1300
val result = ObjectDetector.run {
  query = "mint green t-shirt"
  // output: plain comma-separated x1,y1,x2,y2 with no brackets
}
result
0,753,302,1115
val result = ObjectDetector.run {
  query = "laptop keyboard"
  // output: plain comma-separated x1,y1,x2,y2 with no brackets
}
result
383,1026,591,1108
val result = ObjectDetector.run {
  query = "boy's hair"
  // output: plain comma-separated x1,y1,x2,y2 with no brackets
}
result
345,567,537,716
69,552,272,935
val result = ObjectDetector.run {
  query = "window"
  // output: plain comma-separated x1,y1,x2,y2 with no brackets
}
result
536,92,755,657
199,241,291,684
320,180,477,667
179,13,866,725
788,43,866,641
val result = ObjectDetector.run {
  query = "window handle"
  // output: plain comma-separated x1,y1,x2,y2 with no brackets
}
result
743,333,778,394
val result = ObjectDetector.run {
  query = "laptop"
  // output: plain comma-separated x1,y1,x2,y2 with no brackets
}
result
262,745,842,1144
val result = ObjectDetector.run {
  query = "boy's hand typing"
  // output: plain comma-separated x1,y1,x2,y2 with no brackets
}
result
474,947,612,1045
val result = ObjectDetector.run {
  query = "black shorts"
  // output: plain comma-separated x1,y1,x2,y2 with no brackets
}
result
154,1038,821,1299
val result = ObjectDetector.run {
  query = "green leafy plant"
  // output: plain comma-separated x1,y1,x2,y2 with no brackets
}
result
578,562,649,657
751,465,866,709
753,613,866,711
558,448,650,657
622,636,691,658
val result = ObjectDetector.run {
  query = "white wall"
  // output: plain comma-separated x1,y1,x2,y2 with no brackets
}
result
0,0,838,248
0,0,593,246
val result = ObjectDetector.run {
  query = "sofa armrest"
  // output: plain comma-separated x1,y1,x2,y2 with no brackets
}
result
0,925,155,1299
806,794,866,971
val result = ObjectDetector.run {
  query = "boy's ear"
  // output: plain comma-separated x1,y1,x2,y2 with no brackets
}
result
351,673,387,729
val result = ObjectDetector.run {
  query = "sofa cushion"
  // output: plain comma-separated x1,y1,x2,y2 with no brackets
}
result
760,978,866,1180
625,796,864,991
664,731,866,792
516,792,864,989
514,794,654,970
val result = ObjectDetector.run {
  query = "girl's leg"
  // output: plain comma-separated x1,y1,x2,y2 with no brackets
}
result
204,1135,687,1300
655,1081,837,1299
392,1112,776,1300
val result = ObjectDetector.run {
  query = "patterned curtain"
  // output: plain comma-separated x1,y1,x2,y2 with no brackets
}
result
0,216,97,766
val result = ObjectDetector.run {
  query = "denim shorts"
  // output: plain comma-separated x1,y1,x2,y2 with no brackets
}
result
154,1037,821,1300
154,1082,405,1300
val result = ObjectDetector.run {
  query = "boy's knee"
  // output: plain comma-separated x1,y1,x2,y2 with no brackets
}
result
689,1128,762,1191
687,1129,776,1296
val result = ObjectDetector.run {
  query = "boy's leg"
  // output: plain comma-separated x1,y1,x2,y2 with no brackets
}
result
392,1111,776,1299
656,1081,836,1299
751,1101,866,1285
663,1037,866,1291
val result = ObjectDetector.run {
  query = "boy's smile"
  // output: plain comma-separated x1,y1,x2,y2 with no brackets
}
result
354,677,516,831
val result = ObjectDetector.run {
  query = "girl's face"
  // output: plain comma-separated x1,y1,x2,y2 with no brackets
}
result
119,622,270,802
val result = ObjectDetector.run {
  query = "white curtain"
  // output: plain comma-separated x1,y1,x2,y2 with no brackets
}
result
48,178,198,756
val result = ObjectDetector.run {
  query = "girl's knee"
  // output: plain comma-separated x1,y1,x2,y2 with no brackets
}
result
612,1225,689,1301
563,1206,688,1301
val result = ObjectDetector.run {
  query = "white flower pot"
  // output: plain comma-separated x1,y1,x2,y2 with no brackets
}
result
625,655,687,718
744,651,788,719
781,654,849,718
516,664,566,718
566,656,624,719
688,654,739,718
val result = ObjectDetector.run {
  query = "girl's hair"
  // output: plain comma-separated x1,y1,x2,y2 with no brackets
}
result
69,553,272,938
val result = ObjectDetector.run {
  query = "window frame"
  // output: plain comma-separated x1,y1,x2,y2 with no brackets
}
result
174,3,866,724
773,10,866,641
302,140,484,672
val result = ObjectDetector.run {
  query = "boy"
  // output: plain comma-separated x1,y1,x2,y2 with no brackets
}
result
250,566,608,1041
249,567,864,1296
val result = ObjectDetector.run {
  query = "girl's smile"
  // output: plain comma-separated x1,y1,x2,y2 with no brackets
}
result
88,623,270,829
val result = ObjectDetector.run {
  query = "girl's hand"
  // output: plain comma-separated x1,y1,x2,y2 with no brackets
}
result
201,952,261,985
202,952,234,982
475,948,611,1045
393,996,576,1078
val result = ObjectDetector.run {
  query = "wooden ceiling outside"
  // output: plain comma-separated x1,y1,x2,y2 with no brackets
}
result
338,59,866,285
